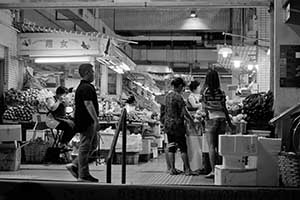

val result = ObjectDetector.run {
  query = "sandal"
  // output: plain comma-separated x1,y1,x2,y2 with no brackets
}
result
184,170,198,176
205,173,214,179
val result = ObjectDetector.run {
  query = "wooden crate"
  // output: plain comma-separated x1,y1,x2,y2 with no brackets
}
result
0,142,21,171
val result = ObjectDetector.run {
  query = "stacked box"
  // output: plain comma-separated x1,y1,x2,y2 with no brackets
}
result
218,135,258,156
215,135,258,186
215,165,257,186
0,142,21,171
0,125,22,141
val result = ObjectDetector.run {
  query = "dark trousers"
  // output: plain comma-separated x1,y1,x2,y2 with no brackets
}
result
71,125,97,178
56,119,75,144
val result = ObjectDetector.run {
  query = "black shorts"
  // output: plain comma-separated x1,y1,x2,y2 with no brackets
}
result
166,133,187,153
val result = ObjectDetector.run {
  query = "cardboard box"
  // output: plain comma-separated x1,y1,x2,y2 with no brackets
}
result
0,141,21,171
0,125,22,142
219,135,258,156
222,155,247,169
256,138,282,186
215,165,257,186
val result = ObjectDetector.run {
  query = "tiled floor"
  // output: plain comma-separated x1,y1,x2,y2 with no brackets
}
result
0,153,213,185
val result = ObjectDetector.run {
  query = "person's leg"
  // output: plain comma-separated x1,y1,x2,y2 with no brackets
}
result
58,120,76,145
205,119,218,178
78,125,97,179
177,135,197,176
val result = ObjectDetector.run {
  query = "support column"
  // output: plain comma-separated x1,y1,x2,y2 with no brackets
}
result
100,64,108,95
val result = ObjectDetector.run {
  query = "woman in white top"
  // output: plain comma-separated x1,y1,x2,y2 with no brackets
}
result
186,80,206,174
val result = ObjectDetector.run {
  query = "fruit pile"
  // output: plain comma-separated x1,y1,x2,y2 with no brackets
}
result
242,91,274,127
3,104,37,121
3,88,41,121
5,88,40,106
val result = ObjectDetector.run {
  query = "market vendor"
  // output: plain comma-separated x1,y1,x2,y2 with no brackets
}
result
125,95,136,113
45,86,76,149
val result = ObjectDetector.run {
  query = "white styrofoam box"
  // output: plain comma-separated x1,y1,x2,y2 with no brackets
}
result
256,138,282,186
219,135,258,156
222,155,247,169
115,134,142,152
215,165,257,186
26,129,49,141
154,136,163,148
247,130,271,137
140,138,152,154
202,133,209,153
0,125,22,142
99,133,114,150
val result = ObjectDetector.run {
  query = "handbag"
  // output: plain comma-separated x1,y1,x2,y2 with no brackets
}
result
45,113,59,129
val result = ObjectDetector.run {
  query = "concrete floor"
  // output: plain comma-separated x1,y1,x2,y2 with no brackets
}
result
0,153,214,185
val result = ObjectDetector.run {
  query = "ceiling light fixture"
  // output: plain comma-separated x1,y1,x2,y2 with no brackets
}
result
190,10,197,18
34,56,93,63
218,32,233,58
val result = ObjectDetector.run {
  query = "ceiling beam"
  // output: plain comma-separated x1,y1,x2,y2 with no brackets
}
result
0,0,270,9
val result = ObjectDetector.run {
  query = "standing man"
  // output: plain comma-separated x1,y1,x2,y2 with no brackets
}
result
66,63,100,182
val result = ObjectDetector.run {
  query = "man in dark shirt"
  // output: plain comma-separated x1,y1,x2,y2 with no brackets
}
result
66,63,100,182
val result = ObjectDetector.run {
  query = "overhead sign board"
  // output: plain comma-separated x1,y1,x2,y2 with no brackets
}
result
18,33,104,57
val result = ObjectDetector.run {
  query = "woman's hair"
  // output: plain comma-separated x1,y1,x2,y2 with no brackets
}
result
189,80,200,92
171,77,186,88
56,86,68,96
125,95,136,104
204,69,220,91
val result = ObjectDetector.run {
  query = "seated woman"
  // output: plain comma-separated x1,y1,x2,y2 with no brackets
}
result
46,86,76,149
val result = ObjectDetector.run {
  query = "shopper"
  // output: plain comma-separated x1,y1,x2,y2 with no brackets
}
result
164,77,197,176
125,95,136,113
45,86,76,149
186,80,207,174
157,93,172,173
202,69,234,179
66,63,100,182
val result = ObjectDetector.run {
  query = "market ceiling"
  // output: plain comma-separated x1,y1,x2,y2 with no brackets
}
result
0,0,270,9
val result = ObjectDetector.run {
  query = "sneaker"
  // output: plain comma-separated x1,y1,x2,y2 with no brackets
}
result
66,164,78,179
78,175,99,183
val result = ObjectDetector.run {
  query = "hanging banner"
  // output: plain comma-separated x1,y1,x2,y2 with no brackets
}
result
18,33,104,57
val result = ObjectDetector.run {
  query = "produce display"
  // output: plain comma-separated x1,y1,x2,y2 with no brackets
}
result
242,91,274,129
5,88,40,106
3,88,42,121
3,104,37,121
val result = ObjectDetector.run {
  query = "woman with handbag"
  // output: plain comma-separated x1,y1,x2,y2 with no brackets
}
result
185,81,206,173
202,69,234,179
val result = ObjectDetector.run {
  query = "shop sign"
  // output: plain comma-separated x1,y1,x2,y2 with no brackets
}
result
18,33,104,57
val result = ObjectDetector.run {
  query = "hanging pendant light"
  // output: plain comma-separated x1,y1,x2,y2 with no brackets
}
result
218,46,233,58
231,51,242,68
218,32,233,58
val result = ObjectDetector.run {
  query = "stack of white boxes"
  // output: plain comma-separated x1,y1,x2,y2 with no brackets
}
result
215,135,258,186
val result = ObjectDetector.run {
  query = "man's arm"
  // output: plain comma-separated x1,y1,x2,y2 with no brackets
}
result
84,100,98,123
